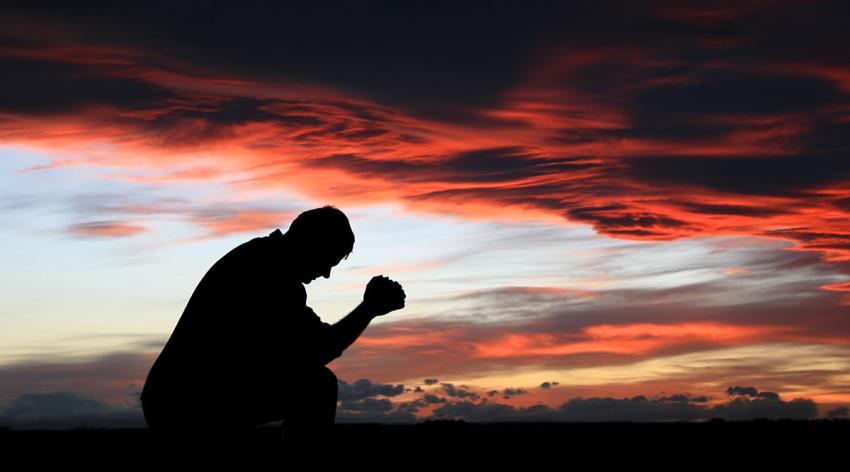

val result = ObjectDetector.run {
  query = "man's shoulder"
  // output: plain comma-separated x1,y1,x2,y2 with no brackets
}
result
190,229,291,293
207,229,281,271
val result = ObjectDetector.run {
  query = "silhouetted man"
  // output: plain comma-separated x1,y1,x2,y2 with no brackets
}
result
140,206,406,444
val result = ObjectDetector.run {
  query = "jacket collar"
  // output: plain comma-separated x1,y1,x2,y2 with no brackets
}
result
269,229,300,280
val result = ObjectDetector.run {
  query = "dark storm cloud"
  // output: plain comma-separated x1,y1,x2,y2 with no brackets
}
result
159,97,314,127
3,1,732,122
139,97,327,147
800,120,850,156
671,201,788,218
826,406,849,418
540,381,560,390
423,378,439,385
337,378,405,402
306,148,599,184
439,149,597,183
0,1,545,119
0,56,176,115
407,182,592,213
566,204,691,236
625,69,842,123
623,154,850,197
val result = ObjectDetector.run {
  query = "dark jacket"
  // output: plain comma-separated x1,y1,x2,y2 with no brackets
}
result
140,228,343,429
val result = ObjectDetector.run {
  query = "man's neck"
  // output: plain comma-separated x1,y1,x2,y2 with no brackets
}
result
271,230,301,280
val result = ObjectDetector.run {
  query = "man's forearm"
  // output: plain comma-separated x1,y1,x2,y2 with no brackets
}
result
328,302,379,357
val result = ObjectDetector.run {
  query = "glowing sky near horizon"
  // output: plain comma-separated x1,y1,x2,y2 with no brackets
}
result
2,1,850,425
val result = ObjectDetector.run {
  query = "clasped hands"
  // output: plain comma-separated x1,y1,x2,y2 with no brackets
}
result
362,275,406,317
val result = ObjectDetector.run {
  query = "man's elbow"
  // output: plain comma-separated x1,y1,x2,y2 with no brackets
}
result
320,348,344,366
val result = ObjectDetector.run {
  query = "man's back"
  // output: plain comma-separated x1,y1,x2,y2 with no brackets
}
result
141,229,313,431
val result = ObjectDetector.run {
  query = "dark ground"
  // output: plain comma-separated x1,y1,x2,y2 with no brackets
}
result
1,419,847,466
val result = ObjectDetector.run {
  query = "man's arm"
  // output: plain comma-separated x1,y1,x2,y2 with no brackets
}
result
321,302,380,363
309,276,405,365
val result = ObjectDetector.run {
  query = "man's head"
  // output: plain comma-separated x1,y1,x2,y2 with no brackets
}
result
283,206,355,284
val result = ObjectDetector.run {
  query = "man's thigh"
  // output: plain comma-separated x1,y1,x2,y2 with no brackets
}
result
242,365,338,426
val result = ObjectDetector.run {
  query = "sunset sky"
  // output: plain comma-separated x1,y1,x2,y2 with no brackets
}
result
2,1,850,428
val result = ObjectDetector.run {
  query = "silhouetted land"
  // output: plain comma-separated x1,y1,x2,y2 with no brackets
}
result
2,419,847,465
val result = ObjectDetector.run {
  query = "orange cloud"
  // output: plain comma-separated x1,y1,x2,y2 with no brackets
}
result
67,221,147,238
472,323,793,359
820,281,850,305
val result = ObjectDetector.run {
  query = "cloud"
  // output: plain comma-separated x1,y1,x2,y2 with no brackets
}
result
1,1,849,273
826,406,849,418
540,381,560,390
57,190,298,239
337,378,405,402
0,391,144,430
423,378,439,385
305,148,600,185
429,388,819,422
503,388,529,399
441,383,480,400
623,154,850,197
0,353,828,428
0,55,176,115
2,3,850,427
710,396,818,421
726,385,780,401
422,394,448,405
0,350,159,404
66,221,148,238
339,398,394,412
332,292,850,388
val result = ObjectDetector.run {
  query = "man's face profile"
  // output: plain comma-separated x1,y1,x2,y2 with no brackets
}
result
302,253,344,284
292,240,346,284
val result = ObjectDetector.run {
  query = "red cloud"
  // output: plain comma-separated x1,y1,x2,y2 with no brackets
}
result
1,13,850,287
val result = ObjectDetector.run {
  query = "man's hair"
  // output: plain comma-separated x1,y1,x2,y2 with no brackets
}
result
286,205,355,260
